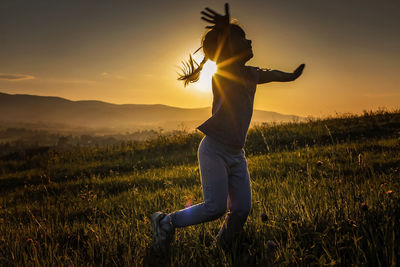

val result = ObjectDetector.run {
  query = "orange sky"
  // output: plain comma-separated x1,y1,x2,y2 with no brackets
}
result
1,0,399,117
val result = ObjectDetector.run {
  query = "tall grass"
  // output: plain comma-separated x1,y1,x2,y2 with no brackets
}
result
0,110,399,266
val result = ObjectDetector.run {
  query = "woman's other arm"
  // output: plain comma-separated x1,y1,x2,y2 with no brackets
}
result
257,64,305,84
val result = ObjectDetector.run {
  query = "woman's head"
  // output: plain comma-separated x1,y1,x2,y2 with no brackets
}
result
202,24,253,64
178,23,253,86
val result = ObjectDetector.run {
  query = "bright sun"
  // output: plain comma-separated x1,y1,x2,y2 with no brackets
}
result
194,60,217,92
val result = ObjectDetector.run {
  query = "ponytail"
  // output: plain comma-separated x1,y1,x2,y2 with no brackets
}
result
177,54,208,87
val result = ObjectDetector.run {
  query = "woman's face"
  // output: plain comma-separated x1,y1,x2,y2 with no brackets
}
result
229,29,253,63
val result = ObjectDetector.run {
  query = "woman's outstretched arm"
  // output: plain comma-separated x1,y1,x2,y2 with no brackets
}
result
257,64,305,84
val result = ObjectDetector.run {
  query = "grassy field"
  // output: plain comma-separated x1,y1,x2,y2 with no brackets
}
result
1,110,399,266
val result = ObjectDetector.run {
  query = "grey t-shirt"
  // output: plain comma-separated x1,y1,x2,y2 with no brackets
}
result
197,65,259,149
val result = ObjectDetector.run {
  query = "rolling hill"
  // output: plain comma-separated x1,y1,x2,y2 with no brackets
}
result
0,92,303,132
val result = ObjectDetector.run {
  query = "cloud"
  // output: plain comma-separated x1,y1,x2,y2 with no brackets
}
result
44,78,98,85
0,73,35,81
101,72,126,80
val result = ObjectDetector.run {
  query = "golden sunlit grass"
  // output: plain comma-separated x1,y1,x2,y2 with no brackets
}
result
0,110,399,265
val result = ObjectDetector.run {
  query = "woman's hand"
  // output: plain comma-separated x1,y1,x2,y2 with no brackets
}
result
292,64,305,80
257,64,306,84
201,3,230,31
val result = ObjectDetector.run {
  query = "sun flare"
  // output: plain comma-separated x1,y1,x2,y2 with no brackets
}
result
194,60,217,92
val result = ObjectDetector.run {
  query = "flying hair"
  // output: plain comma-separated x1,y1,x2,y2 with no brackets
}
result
177,53,208,87
177,21,244,87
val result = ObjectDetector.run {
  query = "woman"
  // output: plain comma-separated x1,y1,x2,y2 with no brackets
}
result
151,3,305,255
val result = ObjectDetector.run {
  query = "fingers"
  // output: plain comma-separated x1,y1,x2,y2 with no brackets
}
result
293,64,305,79
201,4,230,29
224,3,230,16
299,65,305,73
205,7,220,16
201,11,215,19
201,17,215,23
295,64,305,72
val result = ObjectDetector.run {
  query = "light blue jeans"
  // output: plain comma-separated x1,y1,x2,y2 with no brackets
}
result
169,135,252,244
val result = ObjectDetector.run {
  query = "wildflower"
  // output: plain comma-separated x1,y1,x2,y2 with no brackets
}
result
360,202,368,211
185,198,192,208
386,190,393,195
261,212,268,222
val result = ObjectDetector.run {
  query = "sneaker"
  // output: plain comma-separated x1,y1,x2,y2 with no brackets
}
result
151,212,175,255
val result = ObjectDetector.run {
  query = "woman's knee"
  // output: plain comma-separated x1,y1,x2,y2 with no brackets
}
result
233,202,252,218
205,201,227,218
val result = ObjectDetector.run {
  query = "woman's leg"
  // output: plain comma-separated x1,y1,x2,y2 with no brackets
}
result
216,152,252,245
169,136,229,228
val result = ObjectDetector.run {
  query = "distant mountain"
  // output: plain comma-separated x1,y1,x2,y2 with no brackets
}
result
0,92,303,132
